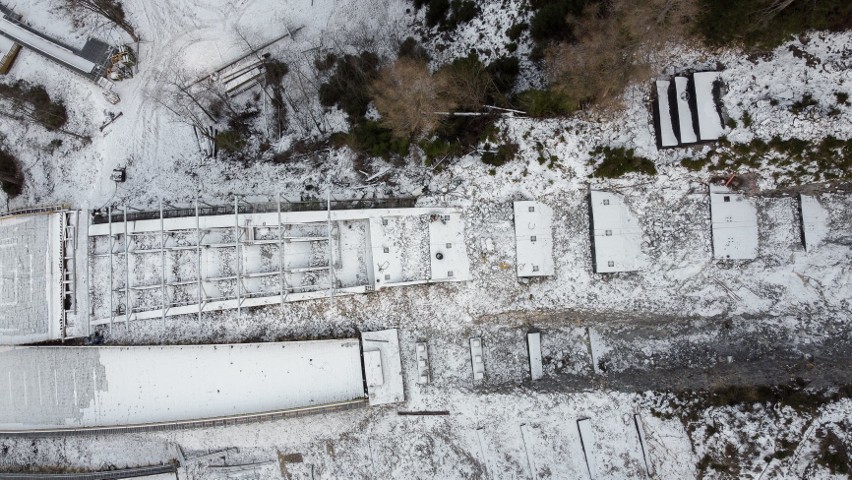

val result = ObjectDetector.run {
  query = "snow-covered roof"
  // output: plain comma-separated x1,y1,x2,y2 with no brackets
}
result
362,329,405,406
652,72,725,148
0,15,96,74
428,212,470,282
800,195,828,251
693,71,725,141
674,77,698,144
87,206,470,325
654,81,678,148
0,211,83,345
709,184,759,260
0,340,366,432
513,201,554,277
589,191,644,273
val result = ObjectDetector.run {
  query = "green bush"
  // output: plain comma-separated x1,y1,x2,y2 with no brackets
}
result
529,0,599,46
486,56,520,100
424,0,450,27
590,146,656,178
835,92,849,106
318,51,381,120
347,120,410,159
398,37,431,62
0,148,23,197
506,22,528,41
696,0,852,48
515,89,580,117
682,157,710,172
215,129,247,154
481,143,518,167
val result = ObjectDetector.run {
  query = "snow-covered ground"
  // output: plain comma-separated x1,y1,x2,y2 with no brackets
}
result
0,0,851,478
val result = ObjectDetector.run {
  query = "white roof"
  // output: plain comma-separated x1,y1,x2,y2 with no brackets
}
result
362,329,404,406
710,184,758,260
654,81,678,147
0,15,96,73
364,350,384,387
527,332,543,381
590,191,644,273
674,77,697,144
0,340,366,432
800,195,828,251
0,212,65,345
693,71,725,141
513,201,554,277
428,212,470,282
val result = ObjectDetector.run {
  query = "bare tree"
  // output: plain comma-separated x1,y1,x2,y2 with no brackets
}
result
371,58,454,139
62,0,139,42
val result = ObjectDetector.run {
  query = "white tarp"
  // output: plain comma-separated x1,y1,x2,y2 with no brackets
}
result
693,71,725,140
674,77,697,144
655,80,678,147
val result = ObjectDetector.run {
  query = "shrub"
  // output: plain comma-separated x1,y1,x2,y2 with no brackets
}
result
425,0,450,27
682,157,709,171
314,52,337,71
486,56,520,100
264,59,289,84
590,145,656,178
398,37,431,62
836,92,850,106
515,89,580,117
506,22,528,41
481,143,518,167
790,93,818,114
0,148,23,197
347,120,410,159
0,81,68,131
318,51,381,120
215,129,247,154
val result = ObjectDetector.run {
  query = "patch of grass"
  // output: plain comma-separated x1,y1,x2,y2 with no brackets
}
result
590,146,656,178
681,157,710,172
515,89,580,117
742,111,753,127
836,91,850,106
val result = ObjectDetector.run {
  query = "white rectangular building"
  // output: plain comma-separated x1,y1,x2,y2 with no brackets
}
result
654,80,678,148
589,191,644,273
513,201,554,277
710,184,759,260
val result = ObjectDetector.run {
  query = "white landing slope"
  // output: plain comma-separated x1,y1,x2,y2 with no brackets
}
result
0,340,365,432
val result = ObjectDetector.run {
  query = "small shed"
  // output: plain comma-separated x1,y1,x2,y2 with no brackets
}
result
709,183,758,260
513,201,555,277
589,191,644,273
799,194,828,251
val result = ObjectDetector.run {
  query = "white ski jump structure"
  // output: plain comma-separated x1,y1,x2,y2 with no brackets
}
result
86,202,470,326
0,330,405,434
